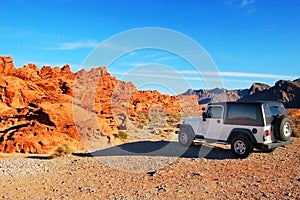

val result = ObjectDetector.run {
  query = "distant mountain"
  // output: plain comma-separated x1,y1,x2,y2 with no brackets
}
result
183,79,300,108
239,79,300,108
183,87,249,104
248,82,270,95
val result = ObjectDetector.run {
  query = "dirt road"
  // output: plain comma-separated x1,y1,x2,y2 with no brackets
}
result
0,138,299,199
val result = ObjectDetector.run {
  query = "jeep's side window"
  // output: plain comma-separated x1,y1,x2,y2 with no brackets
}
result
225,104,263,126
206,106,223,119
227,105,257,120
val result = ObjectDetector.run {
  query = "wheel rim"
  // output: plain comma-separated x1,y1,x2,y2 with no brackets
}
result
180,132,188,144
283,122,292,137
234,140,246,154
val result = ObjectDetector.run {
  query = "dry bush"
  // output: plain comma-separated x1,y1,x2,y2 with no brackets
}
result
50,144,73,158
166,114,181,127
117,130,129,139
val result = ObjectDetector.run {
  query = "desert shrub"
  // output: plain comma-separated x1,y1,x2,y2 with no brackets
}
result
133,113,150,129
137,124,144,129
138,113,150,125
118,130,128,139
166,114,181,124
50,144,73,158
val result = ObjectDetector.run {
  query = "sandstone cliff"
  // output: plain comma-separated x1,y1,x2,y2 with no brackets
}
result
0,56,83,153
0,56,201,153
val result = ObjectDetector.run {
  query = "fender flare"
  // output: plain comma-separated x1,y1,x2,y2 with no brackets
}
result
227,128,257,144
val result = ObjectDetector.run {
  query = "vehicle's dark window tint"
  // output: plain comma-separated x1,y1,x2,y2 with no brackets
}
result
225,104,263,126
263,103,286,125
264,106,273,125
206,106,223,119
227,105,257,120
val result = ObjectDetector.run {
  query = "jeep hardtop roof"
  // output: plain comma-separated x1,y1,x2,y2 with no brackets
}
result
207,101,283,107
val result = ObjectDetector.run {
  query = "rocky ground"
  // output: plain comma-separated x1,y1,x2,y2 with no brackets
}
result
0,137,299,200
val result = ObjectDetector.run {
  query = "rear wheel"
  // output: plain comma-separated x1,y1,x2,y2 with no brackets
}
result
231,136,253,159
178,129,194,147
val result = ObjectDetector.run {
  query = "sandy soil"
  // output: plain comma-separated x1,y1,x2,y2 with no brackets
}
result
0,137,299,200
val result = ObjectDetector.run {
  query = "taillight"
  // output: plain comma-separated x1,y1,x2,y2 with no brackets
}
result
265,130,271,136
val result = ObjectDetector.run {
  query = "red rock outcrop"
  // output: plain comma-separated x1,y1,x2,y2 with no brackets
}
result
0,56,201,153
0,56,83,153
0,56,14,75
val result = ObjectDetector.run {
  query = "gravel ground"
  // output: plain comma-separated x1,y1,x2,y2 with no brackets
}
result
0,138,299,200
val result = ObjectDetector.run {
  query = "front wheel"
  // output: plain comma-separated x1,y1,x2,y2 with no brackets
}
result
231,136,253,159
178,130,194,147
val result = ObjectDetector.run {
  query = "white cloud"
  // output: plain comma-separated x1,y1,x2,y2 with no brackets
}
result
117,62,151,67
98,42,130,52
113,67,299,83
154,56,176,62
118,71,187,80
178,70,297,80
47,40,99,50
220,71,292,79
240,0,255,8
226,0,256,15
111,68,299,91
143,52,176,61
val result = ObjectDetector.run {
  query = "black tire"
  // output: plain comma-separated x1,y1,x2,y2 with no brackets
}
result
273,117,292,141
231,136,253,159
178,129,194,147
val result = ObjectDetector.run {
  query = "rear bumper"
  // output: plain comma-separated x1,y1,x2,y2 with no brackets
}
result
257,140,292,150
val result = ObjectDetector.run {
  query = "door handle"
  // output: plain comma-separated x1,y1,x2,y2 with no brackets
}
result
217,120,220,123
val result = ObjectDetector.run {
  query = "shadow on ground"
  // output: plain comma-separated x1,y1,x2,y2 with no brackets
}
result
26,155,51,159
73,141,235,160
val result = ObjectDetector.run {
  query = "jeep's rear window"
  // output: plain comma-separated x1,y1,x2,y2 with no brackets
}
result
263,103,286,125
225,104,263,126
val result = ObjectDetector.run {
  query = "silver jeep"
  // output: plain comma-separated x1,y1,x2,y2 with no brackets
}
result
177,101,293,158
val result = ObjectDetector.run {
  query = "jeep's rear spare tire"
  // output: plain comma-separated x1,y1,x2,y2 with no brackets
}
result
231,136,253,159
273,117,292,141
178,129,194,147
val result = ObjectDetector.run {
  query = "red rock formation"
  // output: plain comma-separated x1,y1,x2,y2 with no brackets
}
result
0,56,201,153
0,56,14,74
0,56,83,153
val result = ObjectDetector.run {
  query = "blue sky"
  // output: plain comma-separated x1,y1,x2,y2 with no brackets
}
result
0,0,299,94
